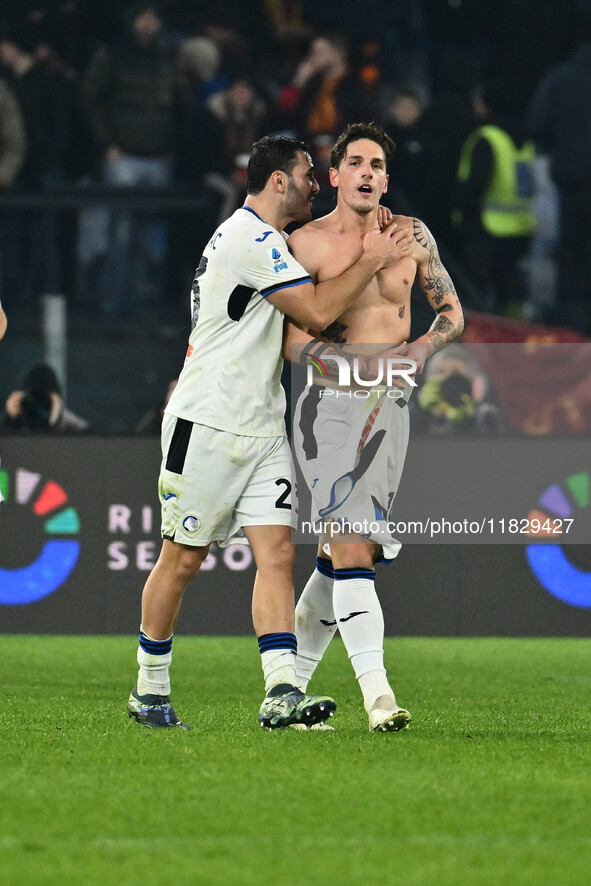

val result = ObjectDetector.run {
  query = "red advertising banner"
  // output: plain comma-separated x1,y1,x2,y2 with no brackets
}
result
462,313,591,434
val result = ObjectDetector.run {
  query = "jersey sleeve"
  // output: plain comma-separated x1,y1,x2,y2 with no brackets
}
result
227,229,311,298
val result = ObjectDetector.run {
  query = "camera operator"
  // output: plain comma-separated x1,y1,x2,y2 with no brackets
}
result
0,364,89,433
412,344,505,435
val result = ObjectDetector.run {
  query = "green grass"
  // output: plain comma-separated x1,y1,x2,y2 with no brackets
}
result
1,636,591,886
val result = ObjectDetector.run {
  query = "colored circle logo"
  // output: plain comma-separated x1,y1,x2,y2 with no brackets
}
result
525,471,591,608
0,467,81,605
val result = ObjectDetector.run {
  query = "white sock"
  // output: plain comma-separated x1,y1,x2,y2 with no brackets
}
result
359,672,397,713
258,633,298,693
295,557,337,691
260,650,297,693
332,567,393,711
136,627,173,696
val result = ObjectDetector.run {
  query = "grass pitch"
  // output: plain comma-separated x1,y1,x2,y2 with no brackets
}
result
1,636,590,886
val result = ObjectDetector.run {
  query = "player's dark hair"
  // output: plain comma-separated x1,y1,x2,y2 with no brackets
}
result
330,122,396,170
247,135,311,194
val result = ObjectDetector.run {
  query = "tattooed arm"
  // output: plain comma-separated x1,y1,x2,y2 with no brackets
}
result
282,321,355,385
408,218,464,370
282,320,393,384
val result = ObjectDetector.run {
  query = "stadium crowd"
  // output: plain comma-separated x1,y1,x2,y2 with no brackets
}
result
0,0,590,431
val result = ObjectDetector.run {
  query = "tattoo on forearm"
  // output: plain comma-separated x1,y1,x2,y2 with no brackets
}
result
322,320,348,343
427,312,464,348
320,345,358,379
432,315,455,336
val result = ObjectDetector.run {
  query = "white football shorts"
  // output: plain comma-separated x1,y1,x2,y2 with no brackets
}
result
159,414,293,547
292,385,410,561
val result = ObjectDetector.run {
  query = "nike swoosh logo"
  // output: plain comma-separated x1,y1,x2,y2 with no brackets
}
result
339,611,369,623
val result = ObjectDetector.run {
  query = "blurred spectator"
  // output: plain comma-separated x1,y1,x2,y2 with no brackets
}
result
0,78,26,316
78,1,185,321
199,77,267,181
134,378,177,433
200,12,256,80
522,154,560,324
0,300,6,339
272,31,376,205
176,35,222,185
380,86,428,215
36,0,114,75
177,35,222,112
422,0,498,95
274,33,370,142
0,78,26,190
526,32,591,336
409,50,478,246
0,363,89,433
412,344,504,435
180,75,268,224
0,26,73,307
453,80,536,317
256,1,311,100
264,0,311,46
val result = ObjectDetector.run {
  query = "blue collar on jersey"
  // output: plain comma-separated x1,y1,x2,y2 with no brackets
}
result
241,205,264,222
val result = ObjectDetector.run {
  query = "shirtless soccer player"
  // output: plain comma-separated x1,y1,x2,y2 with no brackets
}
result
287,122,464,732
126,134,412,731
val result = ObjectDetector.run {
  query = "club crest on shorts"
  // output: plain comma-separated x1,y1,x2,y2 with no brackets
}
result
182,515,201,533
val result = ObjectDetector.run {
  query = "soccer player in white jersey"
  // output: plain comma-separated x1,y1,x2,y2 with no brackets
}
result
127,135,413,730
285,122,464,732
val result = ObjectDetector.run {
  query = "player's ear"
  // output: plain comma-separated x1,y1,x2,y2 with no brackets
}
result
382,174,389,195
271,171,286,193
328,167,339,188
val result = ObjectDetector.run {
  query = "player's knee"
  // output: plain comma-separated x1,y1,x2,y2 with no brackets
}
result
266,538,296,574
174,545,209,580
332,546,375,571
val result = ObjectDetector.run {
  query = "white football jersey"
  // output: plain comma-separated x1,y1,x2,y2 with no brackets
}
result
165,206,311,436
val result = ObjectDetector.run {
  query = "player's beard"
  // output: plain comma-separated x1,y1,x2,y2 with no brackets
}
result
286,178,313,221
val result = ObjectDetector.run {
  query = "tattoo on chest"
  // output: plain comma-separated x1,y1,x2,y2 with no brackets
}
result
321,320,348,343
398,305,405,319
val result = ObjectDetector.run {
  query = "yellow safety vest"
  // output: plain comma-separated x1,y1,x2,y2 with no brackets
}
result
456,125,536,237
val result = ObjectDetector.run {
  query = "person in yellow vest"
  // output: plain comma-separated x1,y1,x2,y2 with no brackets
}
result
453,81,536,316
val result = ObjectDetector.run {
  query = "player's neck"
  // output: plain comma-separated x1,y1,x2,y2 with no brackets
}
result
243,195,286,233
334,201,378,235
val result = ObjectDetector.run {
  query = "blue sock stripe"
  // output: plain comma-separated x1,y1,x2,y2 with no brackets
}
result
139,631,173,655
316,556,334,579
333,567,376,582
258,632,297,654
